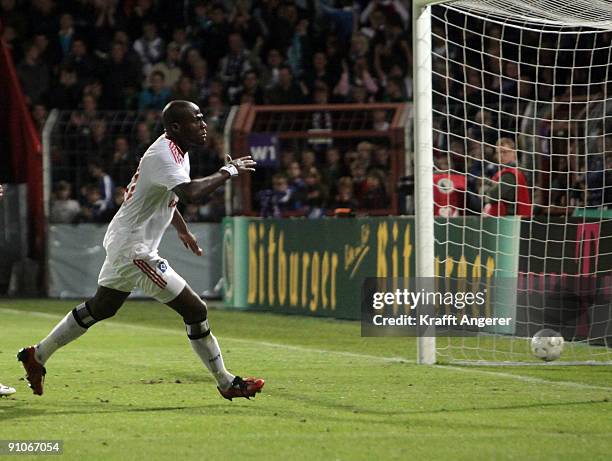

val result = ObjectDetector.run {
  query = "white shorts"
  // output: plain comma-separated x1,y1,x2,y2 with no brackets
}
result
98,253,186,303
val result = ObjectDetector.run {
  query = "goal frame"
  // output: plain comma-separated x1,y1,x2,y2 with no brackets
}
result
412,0,612,365
413,0,440,365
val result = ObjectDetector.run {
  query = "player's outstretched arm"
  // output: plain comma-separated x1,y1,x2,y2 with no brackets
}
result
172,209,203,256
172,155,256,204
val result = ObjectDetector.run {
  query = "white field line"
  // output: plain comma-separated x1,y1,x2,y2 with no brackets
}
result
434,365,612,392
2,307,611,392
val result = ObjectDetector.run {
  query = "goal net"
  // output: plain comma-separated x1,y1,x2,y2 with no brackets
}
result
414,0,612,364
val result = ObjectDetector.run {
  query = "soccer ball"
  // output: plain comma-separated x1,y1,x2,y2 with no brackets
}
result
530,329,564,361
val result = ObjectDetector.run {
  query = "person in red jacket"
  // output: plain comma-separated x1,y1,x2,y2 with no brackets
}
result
483,137,532,216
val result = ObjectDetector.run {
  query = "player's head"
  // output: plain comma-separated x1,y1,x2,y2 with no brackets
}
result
496,137,516,164
162,100,207,147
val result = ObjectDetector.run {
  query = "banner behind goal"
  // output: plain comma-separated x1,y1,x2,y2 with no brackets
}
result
413,0,612,364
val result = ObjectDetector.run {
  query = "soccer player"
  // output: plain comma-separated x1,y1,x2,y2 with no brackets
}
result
0,383,16,397
18,101,264,400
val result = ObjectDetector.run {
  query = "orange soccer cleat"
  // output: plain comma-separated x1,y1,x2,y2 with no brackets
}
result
218,376,265,401
17,346,46,396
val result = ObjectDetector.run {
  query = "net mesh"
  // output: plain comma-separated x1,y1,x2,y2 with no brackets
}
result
429,0,612,363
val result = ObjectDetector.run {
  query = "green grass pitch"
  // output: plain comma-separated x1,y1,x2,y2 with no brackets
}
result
0,299,610,460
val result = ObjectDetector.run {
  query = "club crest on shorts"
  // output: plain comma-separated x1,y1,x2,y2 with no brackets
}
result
158,261,168,273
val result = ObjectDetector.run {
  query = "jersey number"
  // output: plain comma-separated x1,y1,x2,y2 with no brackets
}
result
124,166,141,202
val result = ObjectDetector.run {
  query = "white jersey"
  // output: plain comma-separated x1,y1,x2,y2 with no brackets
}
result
103,134,190,260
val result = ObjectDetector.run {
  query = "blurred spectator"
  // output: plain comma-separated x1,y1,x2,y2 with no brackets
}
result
303,51,338,94
77,184,107,223
88,160,115,211
334,57,378,102
138,71,171,110
108,136,137,187
265,65,306,105
172,75,199,104
218,32,259,102
233,70,264,105
331,176,359,210
382,77,405,102
56,13,75,61
133,121,154,157
151,42,183,90
350,161,368,204
322,147,343,189
133,21,164,77
371,145,391,170
197,3,231,72
258,173,302,217
372,109,390,131
92,0,118,53
356,141,374,169
260,48,284,90
1,0,27,39
50,181,81,223
103,41,142,110
583,147,612,208
47,66,81,110
301,150,318,170
203,94,227,132
361,169,388,209
2,24,20,59
87,118,112,160
483,138,532,216
433,157,467,217
16,40,49,105
61,38,97,82
286,161,306,196
303,167,328,218
191,59,211,102
287,18,310,78
169,26,191,59
280,150,297,171
31,103,48,133
28,0,58,39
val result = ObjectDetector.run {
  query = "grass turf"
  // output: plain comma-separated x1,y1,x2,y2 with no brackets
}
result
0,299,610,460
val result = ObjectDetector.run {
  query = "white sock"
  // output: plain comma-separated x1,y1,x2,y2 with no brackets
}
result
35,305,90,364
187,319,235,389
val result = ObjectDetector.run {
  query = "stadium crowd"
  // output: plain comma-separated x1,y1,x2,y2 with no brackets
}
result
2,0,411,221
3,0,610,220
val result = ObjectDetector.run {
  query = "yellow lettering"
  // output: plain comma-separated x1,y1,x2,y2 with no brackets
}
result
331,253,338,309
310,252,320,312
289,252,299,306
444,257,455,314
485,256,495,318
377,223,388,277
403,224,412,279
267,226,276,305
301,253,310,307
258,224,265,304
248,224,257,304
278,232,287,305
321,251,329,308
471,254,482,317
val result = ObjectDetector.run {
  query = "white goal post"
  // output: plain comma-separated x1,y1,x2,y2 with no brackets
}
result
413,0,612,364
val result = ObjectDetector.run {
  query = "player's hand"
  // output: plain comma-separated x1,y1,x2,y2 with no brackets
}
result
178,230,203,256
225,154,257,174
0,184,3,199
